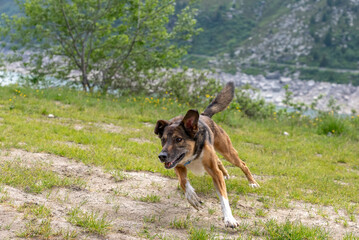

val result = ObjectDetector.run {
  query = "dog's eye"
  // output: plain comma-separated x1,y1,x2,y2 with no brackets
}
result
176,138,182,143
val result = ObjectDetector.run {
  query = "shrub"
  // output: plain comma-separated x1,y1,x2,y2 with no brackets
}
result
154,68,221,106
234,84,275,119
317,113,349,136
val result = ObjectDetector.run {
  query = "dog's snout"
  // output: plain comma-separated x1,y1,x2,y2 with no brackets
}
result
158,152,168,162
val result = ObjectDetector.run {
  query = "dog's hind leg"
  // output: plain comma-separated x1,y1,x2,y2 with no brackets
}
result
214,132,259,188
175,165,202,210
217,159,229,180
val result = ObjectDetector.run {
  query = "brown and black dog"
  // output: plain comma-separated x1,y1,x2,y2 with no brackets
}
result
154,82,259,228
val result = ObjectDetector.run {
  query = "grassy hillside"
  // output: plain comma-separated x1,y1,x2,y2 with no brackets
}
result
0,85,358,239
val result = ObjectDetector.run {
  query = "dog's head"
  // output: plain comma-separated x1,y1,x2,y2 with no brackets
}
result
154,109,199,169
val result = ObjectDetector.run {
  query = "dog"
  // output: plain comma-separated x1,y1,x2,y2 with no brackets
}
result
154,82,259,228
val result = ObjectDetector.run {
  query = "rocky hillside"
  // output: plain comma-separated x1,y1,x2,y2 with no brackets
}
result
185,0,359,85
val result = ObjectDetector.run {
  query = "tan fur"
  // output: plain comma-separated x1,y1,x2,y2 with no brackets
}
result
156,82,259,228
175,116,258,199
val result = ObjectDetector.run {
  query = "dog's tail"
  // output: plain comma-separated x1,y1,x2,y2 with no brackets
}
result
201,82,235,118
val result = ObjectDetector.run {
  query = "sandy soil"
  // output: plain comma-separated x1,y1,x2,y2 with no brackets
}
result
0,149,358,239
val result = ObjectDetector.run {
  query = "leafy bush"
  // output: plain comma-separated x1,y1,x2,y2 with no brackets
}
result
154,69,221,106
317,113,349,136
233,84,275,119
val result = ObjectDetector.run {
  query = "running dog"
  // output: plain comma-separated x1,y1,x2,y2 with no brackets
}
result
154,82,259,228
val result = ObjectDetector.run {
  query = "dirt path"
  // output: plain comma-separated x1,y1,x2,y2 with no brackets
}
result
0,149,358,239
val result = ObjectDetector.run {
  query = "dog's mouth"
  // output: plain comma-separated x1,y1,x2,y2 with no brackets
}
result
164,153,185,169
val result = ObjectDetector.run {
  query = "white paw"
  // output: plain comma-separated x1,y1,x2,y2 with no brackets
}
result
224,216,239,228
224,175,230,180
185,183,202,210
249,182,260,188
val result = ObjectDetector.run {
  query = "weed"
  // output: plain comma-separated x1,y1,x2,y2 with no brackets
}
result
110,170,128,182
263,219,329,239
317,113,349,136
255,208,267,217
137,194,161,203
18,218,53,239
0,186,9,203
189,227,212,240
57,228,78,240
343,233,359,240
170,216,191,229
17,203,51,219
208,208,215,215
67,207,112,235
143,214,160,224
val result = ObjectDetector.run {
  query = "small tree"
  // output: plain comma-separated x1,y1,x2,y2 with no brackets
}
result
5,0,199,92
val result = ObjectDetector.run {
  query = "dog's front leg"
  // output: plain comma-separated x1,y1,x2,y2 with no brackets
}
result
175,166,202,210
203,148,239,228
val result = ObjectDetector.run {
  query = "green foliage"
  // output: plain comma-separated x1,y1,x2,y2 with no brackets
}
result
3,0,199,92
169,216,191,229
137,194,161,203
68,207,112,235
317,113,349,136
186,2,255,56
233,84,275,119
0,159,85,193
263,220,329,239
157,69,221,105
189,227,212,240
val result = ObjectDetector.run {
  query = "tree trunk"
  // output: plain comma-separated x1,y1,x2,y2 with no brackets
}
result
81,71,91,92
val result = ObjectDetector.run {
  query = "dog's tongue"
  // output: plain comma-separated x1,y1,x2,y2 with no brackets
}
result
165,162,171,168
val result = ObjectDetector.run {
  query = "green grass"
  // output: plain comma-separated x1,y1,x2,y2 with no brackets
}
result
189,227,213,240
137,194,161,203
262,219,329,239
0,159,85,194
67,207,112,235
18,218,53,239
170,216,191,229
17,203,51,219
0,85,358,212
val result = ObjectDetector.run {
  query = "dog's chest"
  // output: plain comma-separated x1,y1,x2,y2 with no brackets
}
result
186,155,205,176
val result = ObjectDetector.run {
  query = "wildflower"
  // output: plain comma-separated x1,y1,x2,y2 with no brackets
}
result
273,112,277,115
332,130,335,133
23,95,26,97
352,116,355,119
9,99,12,101
133,98,136,102
238,110,241,113
162,107,167,110
205,94,210,98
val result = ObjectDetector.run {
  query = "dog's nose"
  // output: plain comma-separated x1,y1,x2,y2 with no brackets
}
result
158,152,168,162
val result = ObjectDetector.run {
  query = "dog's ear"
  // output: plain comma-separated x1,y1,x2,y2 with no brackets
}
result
181,109,199,138
154,120,169,138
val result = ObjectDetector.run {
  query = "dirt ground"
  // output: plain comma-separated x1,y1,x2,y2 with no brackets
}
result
0,149,358,239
